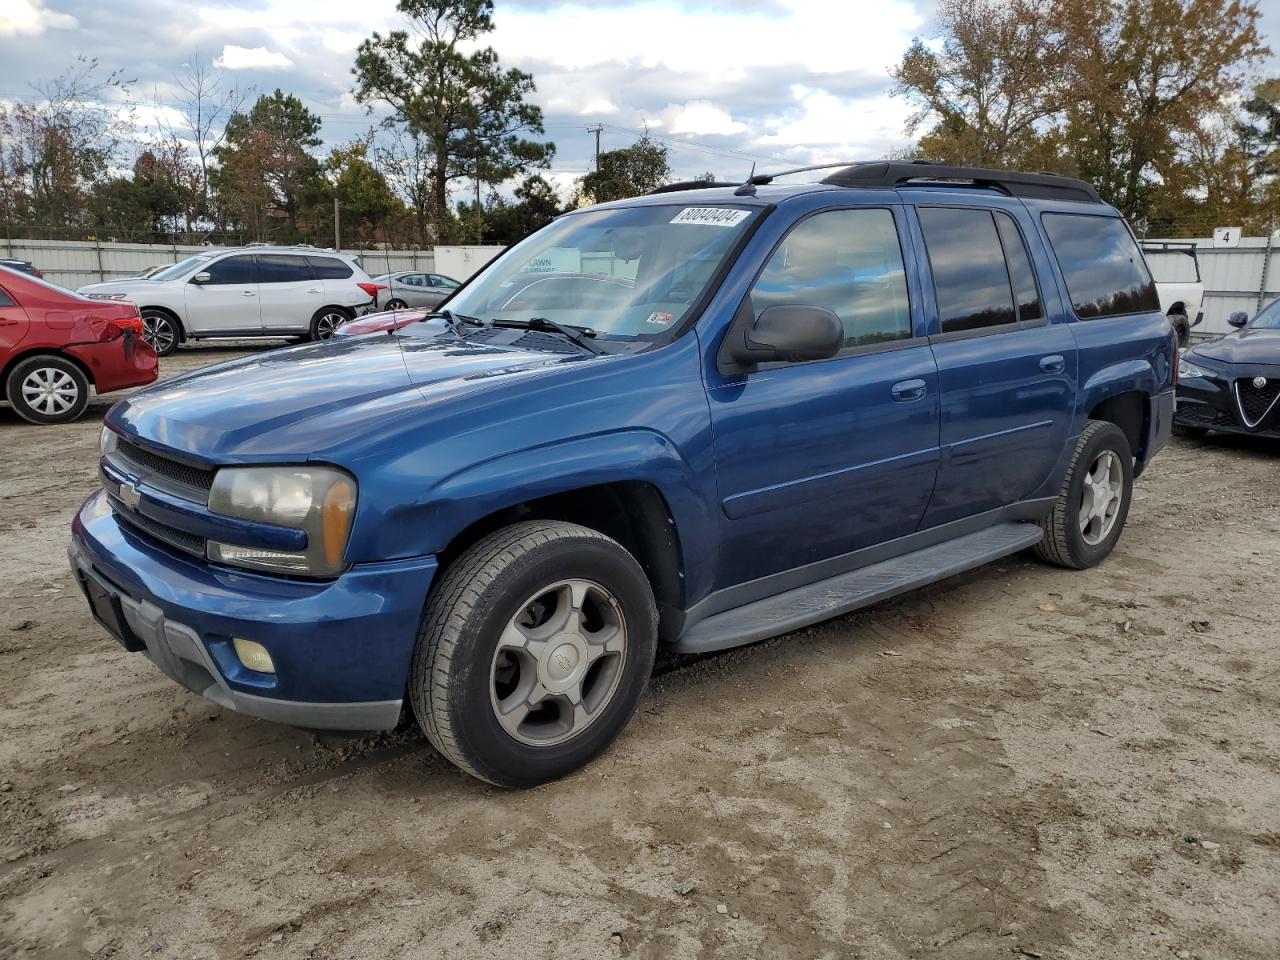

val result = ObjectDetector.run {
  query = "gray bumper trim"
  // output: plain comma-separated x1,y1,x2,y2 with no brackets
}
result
113,590,402,732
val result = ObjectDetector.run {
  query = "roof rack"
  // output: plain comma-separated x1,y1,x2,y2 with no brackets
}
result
647,179,738,195
819,160,1101,203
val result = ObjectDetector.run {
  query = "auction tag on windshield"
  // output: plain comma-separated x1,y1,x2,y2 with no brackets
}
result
670,207,750,227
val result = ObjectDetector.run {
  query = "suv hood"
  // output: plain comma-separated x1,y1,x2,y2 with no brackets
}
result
108,332,590,460
1192,328,1280,365
77,278,157,296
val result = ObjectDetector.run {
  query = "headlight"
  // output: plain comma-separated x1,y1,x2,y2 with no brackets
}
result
99,426,119,457
1177,354,1216,380
206,466,357,578
88,293,130,301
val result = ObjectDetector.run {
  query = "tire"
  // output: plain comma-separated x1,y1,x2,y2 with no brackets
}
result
1033,419,1134,570
385,299,409,311
5,354,91,425
140,309,180,356
1172,422,1208,440
309,306,352,341
1170,314,1190,347
410,520,659,788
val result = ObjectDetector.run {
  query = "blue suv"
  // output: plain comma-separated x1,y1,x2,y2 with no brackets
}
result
70,162,1177,787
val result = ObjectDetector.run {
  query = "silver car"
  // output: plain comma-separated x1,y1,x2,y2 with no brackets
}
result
374,272,461,311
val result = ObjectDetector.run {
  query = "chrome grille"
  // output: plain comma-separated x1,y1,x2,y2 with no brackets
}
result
1234,378,1280,429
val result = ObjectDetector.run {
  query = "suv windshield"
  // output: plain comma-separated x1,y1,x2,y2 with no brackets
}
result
150,255,213,282
1251,298,1280,329
445,203,757,339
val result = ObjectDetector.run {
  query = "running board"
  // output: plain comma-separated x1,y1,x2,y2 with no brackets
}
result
676,522,1044,654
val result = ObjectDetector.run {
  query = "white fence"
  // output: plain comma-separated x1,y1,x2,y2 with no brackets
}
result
0,237,508,289
1145,235,1278,338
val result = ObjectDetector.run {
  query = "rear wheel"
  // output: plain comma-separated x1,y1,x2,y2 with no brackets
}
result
1033,420,1134,569
5,354,91,424
140,309,180,356
1170,313,1190,347
309,307,352,341
410,520,658,788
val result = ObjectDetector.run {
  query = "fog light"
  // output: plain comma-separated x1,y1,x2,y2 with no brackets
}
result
232,637,276,674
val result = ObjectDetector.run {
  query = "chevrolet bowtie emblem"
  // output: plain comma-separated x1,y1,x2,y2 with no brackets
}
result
118,480,142,511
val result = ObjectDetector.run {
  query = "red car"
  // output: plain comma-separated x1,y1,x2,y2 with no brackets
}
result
1,267,157,425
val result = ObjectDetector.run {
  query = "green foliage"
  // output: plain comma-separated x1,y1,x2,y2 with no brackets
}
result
577,133,672,203
353,0,554,239
455,174,565,244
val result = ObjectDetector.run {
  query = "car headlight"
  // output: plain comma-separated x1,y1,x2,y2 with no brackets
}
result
88,293,130,301
99,426,119,457
1177,354,1216,380
206,466,357,578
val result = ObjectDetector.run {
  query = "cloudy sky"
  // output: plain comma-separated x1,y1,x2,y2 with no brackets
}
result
3,0,1280,199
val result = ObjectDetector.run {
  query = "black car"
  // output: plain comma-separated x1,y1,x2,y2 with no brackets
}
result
1,258,42,278
1174,301,1280,439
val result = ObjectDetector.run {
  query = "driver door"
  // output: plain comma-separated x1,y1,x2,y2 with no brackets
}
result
706,206,941,587
184,253,262,336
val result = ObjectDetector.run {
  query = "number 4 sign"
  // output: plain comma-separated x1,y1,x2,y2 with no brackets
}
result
1213,227,1242,248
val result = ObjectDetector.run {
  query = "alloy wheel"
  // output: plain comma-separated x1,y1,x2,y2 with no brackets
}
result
489,579,628,746
314,311,348,338
1079,450,1124,545
141,314,176,354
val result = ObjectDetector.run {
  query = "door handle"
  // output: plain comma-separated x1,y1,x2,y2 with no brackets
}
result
891,378,928,402
1039,354,1065,374
241,290,256,297
306,288,321,294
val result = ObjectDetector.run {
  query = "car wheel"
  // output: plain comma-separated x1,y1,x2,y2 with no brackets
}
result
140,310,180,356
5,354,91,425
410,520,658,788
1033,419,1134,570
385,298,409,311
1170,313,1190,347
309,307,352,341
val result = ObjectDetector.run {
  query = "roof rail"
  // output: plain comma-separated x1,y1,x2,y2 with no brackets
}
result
819,160,1101,203
646,179,738,195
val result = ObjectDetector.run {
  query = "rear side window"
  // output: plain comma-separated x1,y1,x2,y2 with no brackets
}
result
203,255,259,285
918,207,1015,333
994,212,1043,323
257,255,315,283
0,287,14,307
1042,214,1159,319
749,208,912,349
308,256,353,279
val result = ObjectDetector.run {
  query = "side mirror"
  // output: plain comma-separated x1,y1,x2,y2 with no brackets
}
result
191,271,211,284
1227,310,1249,328
729,304,844,366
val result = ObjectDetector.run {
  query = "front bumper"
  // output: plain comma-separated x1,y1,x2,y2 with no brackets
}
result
70,491,438,731
1176,373,1280,438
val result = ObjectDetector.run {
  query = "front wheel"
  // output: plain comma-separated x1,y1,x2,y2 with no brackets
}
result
140,310,180,356
5,354,91,424
309,307,352,341
410,520,658,788
385,298,408,311
1033,420,1134,569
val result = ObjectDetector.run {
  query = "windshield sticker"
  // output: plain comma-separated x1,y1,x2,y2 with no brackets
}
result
670,207,750,227
645,310,674,327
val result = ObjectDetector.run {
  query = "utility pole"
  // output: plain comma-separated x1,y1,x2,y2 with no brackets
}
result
587,124,603,172
333,197,341,251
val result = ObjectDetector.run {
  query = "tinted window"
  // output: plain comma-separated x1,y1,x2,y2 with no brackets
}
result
257,255,315,283
307,256,353,279
0,287,14,307
749,208,912,349
202,255,259,285
918,207,1015,333
994,212,1043,324
400,274,426,287
1043,214,1159,319
435,275,460,288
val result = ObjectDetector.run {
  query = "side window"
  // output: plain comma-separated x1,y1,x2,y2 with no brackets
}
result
257,255,315,283
436,275,460,288
993,212,1043,324
918,207,1015,333
1042,214,1159,319
201,255,259,285
0,286,14,307
402,274,425,287
749,208,912,349
307,256,353,280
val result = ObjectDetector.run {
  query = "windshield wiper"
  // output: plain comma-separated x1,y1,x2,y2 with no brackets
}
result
491,317,605,355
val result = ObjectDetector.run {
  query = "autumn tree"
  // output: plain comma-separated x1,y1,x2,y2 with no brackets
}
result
310,136,402,246
159,58,251,221
578,132,671,203
353,0,554,241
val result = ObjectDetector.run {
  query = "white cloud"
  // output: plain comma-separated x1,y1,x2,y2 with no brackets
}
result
754,86,911,161
213,44,295,71
578,99,619,116
660,100,746,137
0,0,77,36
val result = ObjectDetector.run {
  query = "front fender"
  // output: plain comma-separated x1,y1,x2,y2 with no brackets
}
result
378,429,719,601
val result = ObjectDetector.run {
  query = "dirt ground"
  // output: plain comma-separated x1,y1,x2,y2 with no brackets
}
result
1,342,1277,960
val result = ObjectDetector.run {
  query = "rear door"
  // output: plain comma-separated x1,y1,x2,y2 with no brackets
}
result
910,201,1076,528
257,254,322,331
308,255,359,310
183,254,261,335
706,205,941,587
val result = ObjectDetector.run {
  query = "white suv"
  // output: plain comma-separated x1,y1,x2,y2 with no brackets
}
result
78,247,378,356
